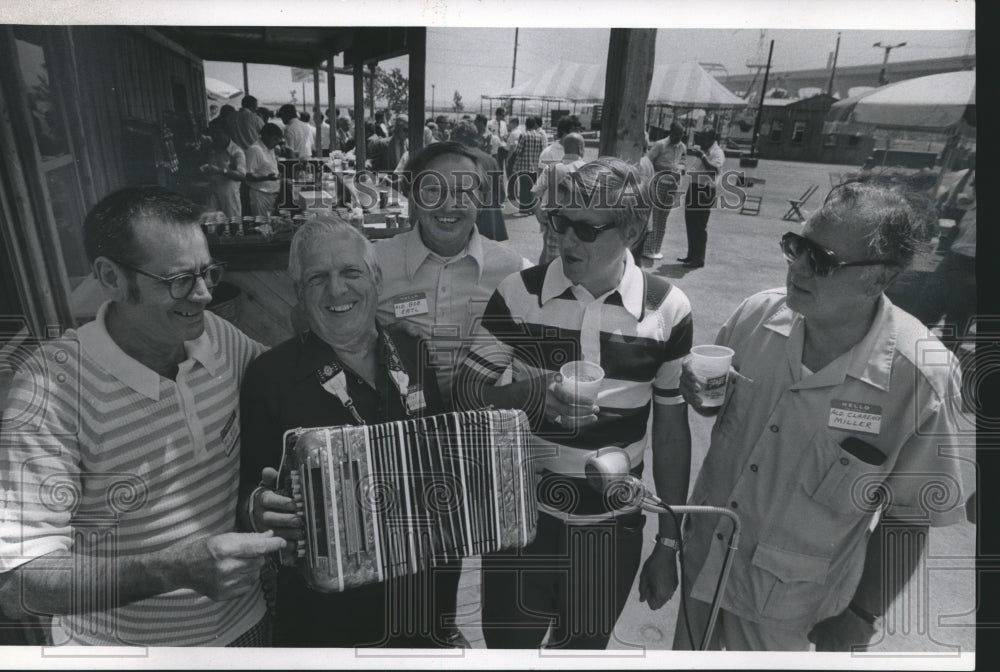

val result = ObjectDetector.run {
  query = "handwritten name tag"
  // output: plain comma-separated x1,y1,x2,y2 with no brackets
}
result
393,292,429,318
220,409,240,456
828,399,882,435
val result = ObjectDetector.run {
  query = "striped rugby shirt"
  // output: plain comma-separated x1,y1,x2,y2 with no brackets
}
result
0,303,267,646
461,253,693,475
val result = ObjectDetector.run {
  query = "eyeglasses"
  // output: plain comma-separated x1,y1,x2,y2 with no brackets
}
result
112,259,227,299
547,211,617,243
780,232,896,277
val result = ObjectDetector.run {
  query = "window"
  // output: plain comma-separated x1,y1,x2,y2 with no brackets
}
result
769,120,784,142
847,135,862,147
791,121,807,144
823,134,837,147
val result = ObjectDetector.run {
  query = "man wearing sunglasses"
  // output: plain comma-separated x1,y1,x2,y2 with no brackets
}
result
673,181,967,651
0,186,285,646
458,157,693,649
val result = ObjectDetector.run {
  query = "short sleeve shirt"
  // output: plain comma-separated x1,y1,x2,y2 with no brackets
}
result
683,289,967,632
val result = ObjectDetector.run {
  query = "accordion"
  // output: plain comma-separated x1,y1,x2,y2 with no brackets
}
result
277,409,538,592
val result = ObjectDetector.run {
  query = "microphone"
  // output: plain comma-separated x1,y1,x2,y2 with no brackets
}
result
584,447,650,509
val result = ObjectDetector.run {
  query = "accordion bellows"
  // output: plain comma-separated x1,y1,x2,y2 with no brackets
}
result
278,409,539,592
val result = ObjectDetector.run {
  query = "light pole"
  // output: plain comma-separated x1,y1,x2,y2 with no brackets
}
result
873,41,906,86
431,84,436,116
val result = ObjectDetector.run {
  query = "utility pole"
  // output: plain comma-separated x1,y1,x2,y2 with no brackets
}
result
742,39,773,168
511,28,519,88
431,84,435,115
826,32,841,97
873,41,906,86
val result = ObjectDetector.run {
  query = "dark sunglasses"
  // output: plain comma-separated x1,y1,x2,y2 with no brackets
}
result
547,211,617,243
780,232,896,277
112,259,227,299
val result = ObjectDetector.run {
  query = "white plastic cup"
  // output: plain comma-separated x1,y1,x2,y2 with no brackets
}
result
559,361,605,406
689,345,734,407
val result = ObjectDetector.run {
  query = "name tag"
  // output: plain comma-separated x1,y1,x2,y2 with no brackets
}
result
220,409,240,456
393,292,429,318
828,399,882,435
406,388,427,413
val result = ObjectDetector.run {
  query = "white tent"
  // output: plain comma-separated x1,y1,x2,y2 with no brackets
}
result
205,76,242,102
491,60,745,108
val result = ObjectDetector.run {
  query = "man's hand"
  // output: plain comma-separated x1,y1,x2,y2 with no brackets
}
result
175,531,286,602
679,356,737,416
807,608,877,651
638,545,678,610
251,467,303,541
544,372,598,429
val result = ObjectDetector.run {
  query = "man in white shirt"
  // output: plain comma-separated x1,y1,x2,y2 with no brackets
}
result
244,123,283,217
532,132,586,264
679,128,726,268
278,104,313,159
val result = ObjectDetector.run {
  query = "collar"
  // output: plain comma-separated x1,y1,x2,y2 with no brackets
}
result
76,302,223,401
404,225,484,281
561,153,582,163
539,252,645,320
293,326,389,381
764,294,895,391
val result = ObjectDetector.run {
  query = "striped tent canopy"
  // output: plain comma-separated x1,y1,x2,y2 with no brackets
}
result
505,61,607,103
647,62,746,108
493,60,745,108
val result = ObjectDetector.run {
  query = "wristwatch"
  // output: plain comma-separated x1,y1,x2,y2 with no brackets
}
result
654,534,680,551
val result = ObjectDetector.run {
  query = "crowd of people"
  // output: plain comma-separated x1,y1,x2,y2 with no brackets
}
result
0,108,972,654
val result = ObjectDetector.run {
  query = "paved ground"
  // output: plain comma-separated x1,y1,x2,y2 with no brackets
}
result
452,155,977,656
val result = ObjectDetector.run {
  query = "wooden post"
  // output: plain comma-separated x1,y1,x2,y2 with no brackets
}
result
327,57,337,151
353,61,366,169
599,28,656,162
407,27,426,155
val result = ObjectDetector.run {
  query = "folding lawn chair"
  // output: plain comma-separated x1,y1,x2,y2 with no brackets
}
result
782,184,819,222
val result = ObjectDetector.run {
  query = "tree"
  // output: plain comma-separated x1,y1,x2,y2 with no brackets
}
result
364,66,410,114
452,90,464,113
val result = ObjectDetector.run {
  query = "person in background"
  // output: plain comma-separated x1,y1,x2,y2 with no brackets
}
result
458,157,693,649
336,115,353,151
679,128,725,269
509,116,547,216
202,127,246,220
244,123,283,217
537,115,581,174
208,104,237,135
473,113,500,158
504,117,522,178
487,107,509,168
642,122,687,261
532,132,586,265
434,114,451,141
230,95,264,151
278,104,313,159
0,186,283,646
374,110,389,137
672,181,967,650
367,114,409,173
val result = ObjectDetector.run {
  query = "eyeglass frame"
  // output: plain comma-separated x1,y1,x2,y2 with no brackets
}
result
110,258,228,299
779,231,897,277
546,210,618,243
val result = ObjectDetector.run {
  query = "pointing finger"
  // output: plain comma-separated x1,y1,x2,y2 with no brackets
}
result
230,531,287,557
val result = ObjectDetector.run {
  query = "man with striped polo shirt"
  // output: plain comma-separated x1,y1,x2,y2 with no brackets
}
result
0,186,285,646
457,157,693,649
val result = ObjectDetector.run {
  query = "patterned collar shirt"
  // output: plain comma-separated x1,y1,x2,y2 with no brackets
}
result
512,128,548,174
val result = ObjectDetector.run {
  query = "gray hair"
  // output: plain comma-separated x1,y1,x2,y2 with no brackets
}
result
287,217,380,286
555,156,651,232
816,181,931,271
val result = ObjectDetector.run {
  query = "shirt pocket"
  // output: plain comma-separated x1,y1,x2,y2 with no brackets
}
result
808,432,887,518
749,541,832,620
